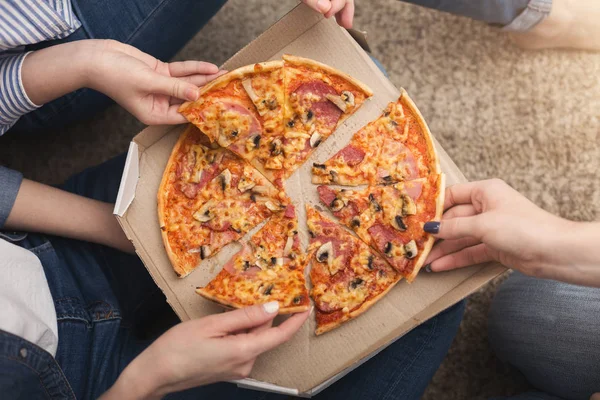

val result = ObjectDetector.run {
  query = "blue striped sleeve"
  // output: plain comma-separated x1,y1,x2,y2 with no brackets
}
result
0,52,41,136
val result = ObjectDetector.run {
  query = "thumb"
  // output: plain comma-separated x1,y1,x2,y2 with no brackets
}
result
303,0,332,13
423,216,483,240
206,302,280,336
590,394,600,400
150,74,200,101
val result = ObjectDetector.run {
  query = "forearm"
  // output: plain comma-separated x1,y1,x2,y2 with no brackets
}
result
20,40,98,105
5,179,134,253
545,221,600,287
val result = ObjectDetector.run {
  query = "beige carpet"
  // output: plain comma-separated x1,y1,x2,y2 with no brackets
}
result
1,1,599,398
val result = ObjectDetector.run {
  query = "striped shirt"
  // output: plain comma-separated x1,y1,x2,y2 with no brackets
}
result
0,0,81,135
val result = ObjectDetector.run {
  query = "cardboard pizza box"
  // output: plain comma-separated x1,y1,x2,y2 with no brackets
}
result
113,4,506,397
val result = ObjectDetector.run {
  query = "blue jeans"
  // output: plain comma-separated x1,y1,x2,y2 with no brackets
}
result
489,272,600,400
9,153,465,399
10,0,227,133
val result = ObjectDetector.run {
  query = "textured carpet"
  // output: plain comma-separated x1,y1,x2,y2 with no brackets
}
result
1,1,599,398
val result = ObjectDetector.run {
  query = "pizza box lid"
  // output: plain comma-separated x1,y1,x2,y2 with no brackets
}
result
113,4,506,397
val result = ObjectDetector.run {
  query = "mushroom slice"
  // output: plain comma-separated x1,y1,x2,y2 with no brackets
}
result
369,193,382,213
270,138,283,156
325,93,348,112
391,215,408,231
237,175,255,193
348,277,364,291
283,236,294,257
217,169,232,191
404,240,418,259
341,91,355,107
200,245,211,260
245,134,261,152
193,199,216,222
384,242,393,257
265,201,285,212
251,185,269,194
401,194,417,216
330,198,345,212
255,258,269,270
242,79,259,102
310,132,322,148
316,241,334,270
313,163,327,170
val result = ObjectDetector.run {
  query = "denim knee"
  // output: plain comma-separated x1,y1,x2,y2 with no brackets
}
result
488,272,600,400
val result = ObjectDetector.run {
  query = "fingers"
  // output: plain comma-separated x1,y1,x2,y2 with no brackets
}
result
168,61,219,77
302,0,332,13
335,1,355,28
442,204,477,220
179,71,228,87
247,310,310,356
425,236,482,265
206,302,280,336
424,215,483,240
429,243,495,272
443,182,480,210
149,75,200,102
325,0,346,18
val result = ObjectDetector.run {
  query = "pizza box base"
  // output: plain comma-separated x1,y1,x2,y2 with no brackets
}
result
113,4,507,397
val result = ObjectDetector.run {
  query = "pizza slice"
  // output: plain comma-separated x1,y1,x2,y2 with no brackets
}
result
158,125,289,278
373,90,439,185
306,206,400,335
196,205,310,313
311,114,384,185
278,55,373,180
178,68,264,150
316,173,444,281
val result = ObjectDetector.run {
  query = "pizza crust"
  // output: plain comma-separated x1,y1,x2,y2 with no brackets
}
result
315,275,403,335
283,54,373,97
398,88,441,176
178,60,284,115
157,125,196,278
196,286,310,314
405,173,445,282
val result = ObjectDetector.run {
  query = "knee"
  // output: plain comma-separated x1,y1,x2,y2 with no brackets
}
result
488,272,600,400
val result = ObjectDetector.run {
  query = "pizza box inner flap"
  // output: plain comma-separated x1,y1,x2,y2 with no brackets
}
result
114,3,506,395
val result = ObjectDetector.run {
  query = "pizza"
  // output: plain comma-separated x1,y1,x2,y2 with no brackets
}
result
196,205,310,313
312,90,438,186
313,90,443,282
316,173,444,281
178,55,373,188
159,56,444,331
158,125,289,277
306,206,400,335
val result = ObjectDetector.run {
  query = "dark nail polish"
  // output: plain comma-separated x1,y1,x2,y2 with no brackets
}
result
423,221,440,234
424,264,432,273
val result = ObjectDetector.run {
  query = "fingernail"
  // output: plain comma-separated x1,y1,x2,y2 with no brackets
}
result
423,221,440,234
263,301,279,314
424,264,432,273
185,87,199,101
316,0,329,13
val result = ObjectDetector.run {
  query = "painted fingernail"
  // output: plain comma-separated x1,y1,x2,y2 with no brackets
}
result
423,221,440,234
185,87,199,101
263,301,279,314
425,264,432,273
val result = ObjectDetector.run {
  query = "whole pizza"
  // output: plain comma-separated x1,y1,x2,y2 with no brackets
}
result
158,55,443,334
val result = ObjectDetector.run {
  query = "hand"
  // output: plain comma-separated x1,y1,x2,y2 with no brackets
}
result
423,179,600,287
302,0,355,28
88,40,225,125
102,302,310,399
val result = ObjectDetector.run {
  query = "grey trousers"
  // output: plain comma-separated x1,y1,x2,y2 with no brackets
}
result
489,272,600,400
402,0,553,31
